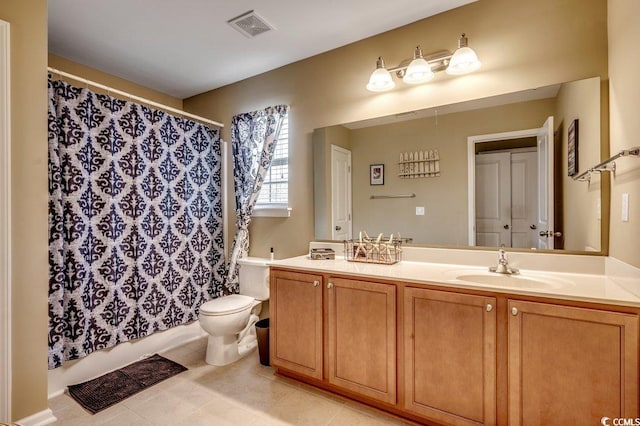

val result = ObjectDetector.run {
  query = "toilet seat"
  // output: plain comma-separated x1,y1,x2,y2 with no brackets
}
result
199,294,254,316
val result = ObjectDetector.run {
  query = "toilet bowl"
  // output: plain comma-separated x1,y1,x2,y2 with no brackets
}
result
198,257,270,366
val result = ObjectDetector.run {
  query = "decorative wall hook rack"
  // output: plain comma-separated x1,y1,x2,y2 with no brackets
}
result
573,146,640,182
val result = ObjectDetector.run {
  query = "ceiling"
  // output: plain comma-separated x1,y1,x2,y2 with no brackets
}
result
48,0,475,99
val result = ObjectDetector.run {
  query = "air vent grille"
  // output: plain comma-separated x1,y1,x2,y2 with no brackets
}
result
227,11,274,38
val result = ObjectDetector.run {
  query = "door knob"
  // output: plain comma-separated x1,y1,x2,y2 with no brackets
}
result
503,224,510,230
530,224,537,230
335,226,342,231
539,230,562,237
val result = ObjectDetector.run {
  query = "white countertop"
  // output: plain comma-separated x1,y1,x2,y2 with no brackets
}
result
270,255,640,308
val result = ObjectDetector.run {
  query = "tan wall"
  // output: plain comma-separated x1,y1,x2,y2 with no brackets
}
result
555,78,602,251
608,0,640,267
349,99,555,246
0,0,49,419
313,125,351,239
48,54,183,109
184,0,608,259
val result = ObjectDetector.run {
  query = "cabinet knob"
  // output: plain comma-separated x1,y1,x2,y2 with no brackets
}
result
486,304,493,312
313,280,320,287
511,307,518,316
327,282,334,289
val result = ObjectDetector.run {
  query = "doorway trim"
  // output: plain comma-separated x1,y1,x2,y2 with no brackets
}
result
467,128,538,246
0,19,11,422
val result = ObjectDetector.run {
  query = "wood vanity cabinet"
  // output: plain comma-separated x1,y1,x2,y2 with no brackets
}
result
270,270,323,380
508,300,639,424
270,267,640,426
404,287,497,426
270,269,397,404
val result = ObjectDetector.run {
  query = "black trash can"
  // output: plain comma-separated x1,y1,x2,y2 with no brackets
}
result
255,318,270,366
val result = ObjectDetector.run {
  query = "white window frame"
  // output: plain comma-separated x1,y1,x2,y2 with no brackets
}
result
253,112,291,217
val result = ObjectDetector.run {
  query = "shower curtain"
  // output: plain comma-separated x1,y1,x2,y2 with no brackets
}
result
225,105,288,292
47,76,226,369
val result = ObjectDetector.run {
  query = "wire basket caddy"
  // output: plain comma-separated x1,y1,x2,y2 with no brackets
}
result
344,236,402,265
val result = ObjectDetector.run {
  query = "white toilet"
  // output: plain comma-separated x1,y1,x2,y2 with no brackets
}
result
198,257,270,366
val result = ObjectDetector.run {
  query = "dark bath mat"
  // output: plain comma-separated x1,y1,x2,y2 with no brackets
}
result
67,354,187,414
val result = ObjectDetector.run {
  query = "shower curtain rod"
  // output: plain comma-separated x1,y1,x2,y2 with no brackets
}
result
47,67,224,128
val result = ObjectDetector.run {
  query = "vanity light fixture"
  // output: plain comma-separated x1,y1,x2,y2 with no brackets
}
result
366,33,481,92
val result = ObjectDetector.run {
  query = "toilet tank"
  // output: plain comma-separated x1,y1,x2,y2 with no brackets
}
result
237,257,270,301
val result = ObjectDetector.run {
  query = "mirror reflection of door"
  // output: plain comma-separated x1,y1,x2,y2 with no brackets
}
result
472,116,556,249
536,116,555,249
475,150,537,248
331,145,352,240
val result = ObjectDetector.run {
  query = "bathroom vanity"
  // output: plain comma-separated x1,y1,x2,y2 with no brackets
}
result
269,249,640,426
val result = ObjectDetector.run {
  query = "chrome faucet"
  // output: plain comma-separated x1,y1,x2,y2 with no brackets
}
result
489,245,519,274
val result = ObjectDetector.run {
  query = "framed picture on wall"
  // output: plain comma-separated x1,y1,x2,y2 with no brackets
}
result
568,119,579,177
370,164,384,185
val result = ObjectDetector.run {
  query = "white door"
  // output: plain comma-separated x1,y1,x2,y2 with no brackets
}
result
331,145,352,240
536,116,554,249
475,152,511,247
511,151,538,249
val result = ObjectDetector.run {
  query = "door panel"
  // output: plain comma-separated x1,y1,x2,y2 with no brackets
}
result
404,287,496,426
328,277,396,404
511,152,538,249
537,116,554,249
508,300,638,424
475,152,511,247
270,270,323,380
331,145,351,240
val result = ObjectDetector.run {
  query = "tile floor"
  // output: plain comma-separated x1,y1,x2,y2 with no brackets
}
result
49,337,411,425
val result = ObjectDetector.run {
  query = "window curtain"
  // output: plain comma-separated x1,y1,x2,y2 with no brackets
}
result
225,105,288,292
47,76,226,369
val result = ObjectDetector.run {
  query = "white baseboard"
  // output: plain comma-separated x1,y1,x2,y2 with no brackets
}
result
16,408,56,426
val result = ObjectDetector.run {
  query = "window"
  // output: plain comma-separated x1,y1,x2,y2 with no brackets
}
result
254,113,291,217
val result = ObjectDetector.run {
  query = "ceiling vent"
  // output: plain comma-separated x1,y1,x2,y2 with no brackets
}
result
227,10,274,38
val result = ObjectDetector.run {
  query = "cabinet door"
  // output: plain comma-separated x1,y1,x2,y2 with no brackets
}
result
270,270,323,380
327,277,396,404
508,300,639,425
404,287,496,426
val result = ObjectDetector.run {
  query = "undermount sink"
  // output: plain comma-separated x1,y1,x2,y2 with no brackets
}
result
447,269,576,290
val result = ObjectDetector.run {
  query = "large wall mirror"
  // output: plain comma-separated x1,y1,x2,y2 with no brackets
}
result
313,77,606,253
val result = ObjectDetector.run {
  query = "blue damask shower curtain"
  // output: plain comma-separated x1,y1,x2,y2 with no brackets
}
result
47,76,226,369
